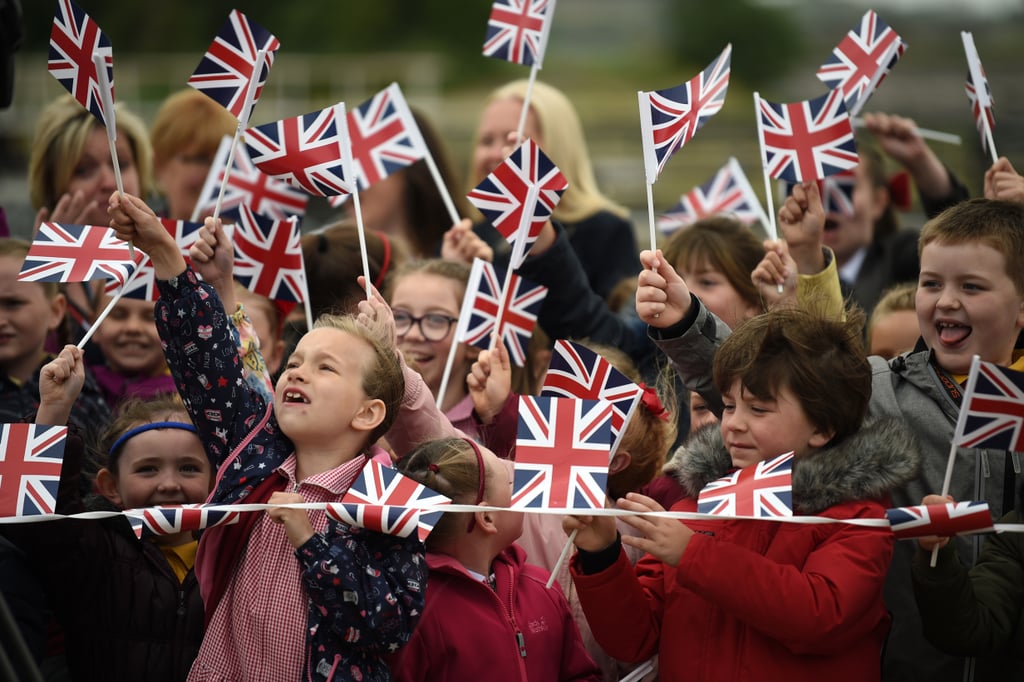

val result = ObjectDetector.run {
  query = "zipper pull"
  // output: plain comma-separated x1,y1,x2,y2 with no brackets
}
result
177,589,186,617
516,631,527,658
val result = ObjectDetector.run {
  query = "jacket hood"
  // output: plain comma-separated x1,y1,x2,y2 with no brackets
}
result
665,417,921,514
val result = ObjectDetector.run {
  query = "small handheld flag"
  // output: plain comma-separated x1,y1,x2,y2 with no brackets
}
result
0,424,68,518
638,44,732,186
541,340,642,456
817,9,906,117
482,0,557,68
886,501,994,540
48,0,113,127
19,223,138,288
697,451,794,518
188,9,280,123
511,396,613,510
467,138,568,270
962,31,997,161
245,104,354,198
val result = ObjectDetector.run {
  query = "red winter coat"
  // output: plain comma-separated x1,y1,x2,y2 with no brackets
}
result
390,544,600,681
572,417,921,682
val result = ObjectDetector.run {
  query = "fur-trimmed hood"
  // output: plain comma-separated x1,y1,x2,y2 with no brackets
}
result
665,417,921,514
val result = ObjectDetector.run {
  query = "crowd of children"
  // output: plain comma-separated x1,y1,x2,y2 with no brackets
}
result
2,59,1024,682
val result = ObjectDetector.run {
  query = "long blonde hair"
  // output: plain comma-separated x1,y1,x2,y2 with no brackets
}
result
479,80,629,223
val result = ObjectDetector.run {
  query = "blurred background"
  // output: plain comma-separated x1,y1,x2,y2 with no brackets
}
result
2,0,1023,239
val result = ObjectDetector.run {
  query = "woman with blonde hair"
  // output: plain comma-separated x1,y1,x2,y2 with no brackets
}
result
28,94,152,230
27,94,152,340
471,79,639,299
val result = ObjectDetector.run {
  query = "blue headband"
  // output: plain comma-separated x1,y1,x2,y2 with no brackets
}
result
109,421,199,456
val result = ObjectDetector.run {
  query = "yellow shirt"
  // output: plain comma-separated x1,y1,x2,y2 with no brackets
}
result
159,539,198,583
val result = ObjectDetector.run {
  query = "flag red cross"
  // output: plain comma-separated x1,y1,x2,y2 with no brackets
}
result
193,30,260,90
515,398,612,508
489,161,532,239
349,104,412,187
237,222,302,295
835,31,899,97
763,105,851,181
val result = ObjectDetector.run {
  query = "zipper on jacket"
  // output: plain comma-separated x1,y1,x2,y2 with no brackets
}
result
515,630,527,658
177,589,186,617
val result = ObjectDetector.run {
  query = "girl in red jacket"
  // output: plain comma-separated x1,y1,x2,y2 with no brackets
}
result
565,306,920,682
390,437,600,681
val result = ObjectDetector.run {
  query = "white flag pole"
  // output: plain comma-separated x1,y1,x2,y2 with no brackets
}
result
930,353,981,567
213,49,267,222
92,53,133,260
77,255,146,349
962,32,999,164
515,66,539,144
752,92,778,243
436,259,484,405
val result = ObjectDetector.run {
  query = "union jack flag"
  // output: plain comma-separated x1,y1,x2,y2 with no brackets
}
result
956,359,1024,452
886,501,994,540
19,223,138,287
245,104,354,197
511,396,613,510
104,218,203,301
0,424,67,518
347,83,429,191
188,9,280,122
781,169,856,218
454,259,547,367
228,205,306,305
541,340,642,455
658,157,768,234
48,0,114,126
125,504,241,540
757,89,859,183
638,44,731,184
816,10,906,116
697,451,794,517
963,32,995,154
467,138,567,269
327,459,451,541
193,135,308,222
482,0,557,68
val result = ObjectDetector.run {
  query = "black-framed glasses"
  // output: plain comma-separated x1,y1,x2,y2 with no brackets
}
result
393,310,457,341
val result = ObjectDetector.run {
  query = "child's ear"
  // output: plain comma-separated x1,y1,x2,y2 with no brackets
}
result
475,508,499,535
350,398,386,434
47,292,67,333
1015,298,1024,330
609,451,632,475
808,428,835,450
95,468,123,508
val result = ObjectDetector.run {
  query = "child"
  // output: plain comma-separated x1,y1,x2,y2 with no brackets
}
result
911,485,1024,677
109,193,427,682
13,345,209,682
0,239,110,447
867,283,918,359
637,197,1024,681
566,306,920,681
468,338,676,680
390,437,600,681
89,292,177,406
